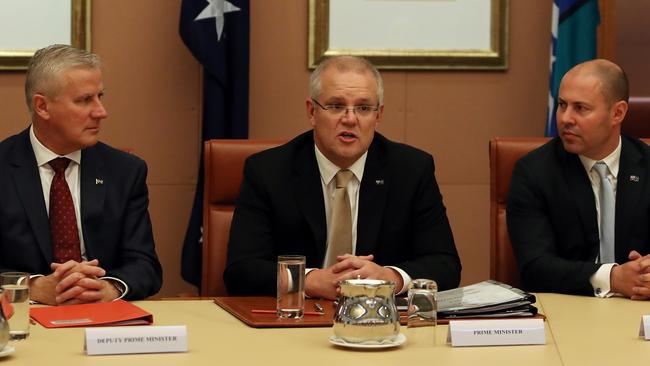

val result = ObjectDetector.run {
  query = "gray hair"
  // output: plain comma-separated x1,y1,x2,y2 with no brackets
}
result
25,44,101,115
309,56,384,105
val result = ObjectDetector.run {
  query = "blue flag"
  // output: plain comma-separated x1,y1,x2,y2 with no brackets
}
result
546,0,600,137
179,0,249,288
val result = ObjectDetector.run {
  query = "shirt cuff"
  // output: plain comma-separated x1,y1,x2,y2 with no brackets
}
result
100,276,129,300
589,263,618,298
385,266,411,295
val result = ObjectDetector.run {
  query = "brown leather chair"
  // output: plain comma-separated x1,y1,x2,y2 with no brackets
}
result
622,97,650,138
489,137,550,288
201,139,283,296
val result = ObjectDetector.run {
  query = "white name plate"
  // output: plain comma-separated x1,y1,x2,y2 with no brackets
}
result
638,315,650,340
85,325,188,355
447,319,545,347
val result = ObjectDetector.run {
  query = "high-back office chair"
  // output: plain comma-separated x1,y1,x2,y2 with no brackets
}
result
201,139,282,296
622,97,650,138
489,137,549,288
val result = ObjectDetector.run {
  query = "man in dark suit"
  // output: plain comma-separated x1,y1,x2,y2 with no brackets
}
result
0,44,162,305
225,56,461,299
507,59,650,299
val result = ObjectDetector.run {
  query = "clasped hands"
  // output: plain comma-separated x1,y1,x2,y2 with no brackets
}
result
305,254,403,300
611,250,650,300
30,259,119,305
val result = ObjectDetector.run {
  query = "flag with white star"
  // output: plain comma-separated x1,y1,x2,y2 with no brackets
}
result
179,0,250,288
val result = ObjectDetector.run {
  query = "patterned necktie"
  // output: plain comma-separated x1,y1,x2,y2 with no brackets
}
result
325,169,354,267
48,157,82,263
593,162,615,263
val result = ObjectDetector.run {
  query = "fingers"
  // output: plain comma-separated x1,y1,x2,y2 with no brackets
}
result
51,260,106,280
629,250,643,261
331,255,375,274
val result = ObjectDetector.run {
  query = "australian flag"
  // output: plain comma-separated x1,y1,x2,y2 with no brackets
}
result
546,0,599,137
179,0,249,288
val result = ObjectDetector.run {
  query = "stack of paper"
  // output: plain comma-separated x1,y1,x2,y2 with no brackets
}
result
436,280,537,318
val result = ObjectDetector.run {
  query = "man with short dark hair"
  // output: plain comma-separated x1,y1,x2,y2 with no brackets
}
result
225,56,461,299
507,59,650,299
0,44,162,305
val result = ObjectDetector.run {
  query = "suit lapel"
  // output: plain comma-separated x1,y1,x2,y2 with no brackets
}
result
558,143,600,246
356,138,387,255
615,138,644,259
11,129,52,262
79,146,106,257
291,139,327,260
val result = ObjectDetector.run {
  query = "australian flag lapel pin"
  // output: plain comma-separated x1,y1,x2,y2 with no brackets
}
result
630,175,640,183
375,179,384,186
95,178,104,185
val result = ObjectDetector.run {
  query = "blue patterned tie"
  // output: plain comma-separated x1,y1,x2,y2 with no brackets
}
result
593,162,615,263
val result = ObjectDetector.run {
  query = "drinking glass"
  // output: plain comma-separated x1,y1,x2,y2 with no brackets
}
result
406,278,437,346
1,272,30,340
276,255,305,319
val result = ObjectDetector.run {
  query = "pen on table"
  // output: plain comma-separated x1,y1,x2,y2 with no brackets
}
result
251,309,324,316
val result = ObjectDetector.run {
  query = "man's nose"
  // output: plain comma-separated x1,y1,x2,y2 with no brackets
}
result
92,99,108,119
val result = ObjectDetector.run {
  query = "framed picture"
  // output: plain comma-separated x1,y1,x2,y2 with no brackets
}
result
0,0,91,70
308,0,509,70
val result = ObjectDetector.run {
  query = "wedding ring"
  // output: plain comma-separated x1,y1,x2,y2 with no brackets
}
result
356,274,361,280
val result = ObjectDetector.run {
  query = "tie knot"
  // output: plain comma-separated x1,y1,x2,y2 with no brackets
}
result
593,162,609,179
335,169,354,188
49,157,71,174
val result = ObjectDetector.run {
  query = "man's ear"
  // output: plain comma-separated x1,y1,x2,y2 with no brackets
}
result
611,100,628,127
32,94,51,120
306,98,316,127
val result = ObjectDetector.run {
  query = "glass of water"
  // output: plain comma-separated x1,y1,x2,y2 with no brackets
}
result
1,272,30,340
406,279,437,346
276,255,305,319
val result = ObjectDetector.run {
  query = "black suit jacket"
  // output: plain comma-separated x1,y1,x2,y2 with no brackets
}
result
0,128,162,300
224,131,461,296
507,136,650,295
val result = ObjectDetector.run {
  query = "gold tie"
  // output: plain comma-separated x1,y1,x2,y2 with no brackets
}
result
326,169,354,267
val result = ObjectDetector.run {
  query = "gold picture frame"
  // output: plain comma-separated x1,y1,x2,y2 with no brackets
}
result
308,0,509,70
0,0,91,71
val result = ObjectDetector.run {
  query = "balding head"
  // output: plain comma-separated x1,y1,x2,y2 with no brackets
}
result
564,59,629,106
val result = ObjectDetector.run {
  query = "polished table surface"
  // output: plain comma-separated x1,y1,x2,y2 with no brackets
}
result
537,292,650,365
2,299,564,365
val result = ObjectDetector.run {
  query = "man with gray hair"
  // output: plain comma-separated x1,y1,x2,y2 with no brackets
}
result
0,44,162,305
225,56,461,299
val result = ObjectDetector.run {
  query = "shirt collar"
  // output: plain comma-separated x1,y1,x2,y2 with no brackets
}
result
29,124,81,167
314,144,367,185
578,136,621,177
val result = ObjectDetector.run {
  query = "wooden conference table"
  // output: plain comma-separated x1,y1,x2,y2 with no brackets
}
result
1,293,648,365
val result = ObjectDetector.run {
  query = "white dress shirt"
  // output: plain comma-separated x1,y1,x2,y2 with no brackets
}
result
313,145,411,293
578,136,621,298
29,125,127,298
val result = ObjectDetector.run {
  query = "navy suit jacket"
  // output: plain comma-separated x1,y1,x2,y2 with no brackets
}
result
224,131,461,296
507,136,650,295
0,128,162,300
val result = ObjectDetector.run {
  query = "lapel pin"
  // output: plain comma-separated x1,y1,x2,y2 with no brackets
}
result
375,179,384,186
630,175,640,182
95,178,104,185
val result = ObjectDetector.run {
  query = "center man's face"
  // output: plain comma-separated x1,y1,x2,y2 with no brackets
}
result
307,67,383,168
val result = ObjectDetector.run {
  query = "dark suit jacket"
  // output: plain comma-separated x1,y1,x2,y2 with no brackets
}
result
507,136,650,295
224,131,461,296
0,128,162,300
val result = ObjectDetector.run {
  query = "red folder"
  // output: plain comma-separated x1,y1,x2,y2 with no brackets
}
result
30,299,153,328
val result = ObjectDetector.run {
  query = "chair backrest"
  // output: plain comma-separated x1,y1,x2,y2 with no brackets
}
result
622,97,650,138
201,139,283,296
489,137,550,288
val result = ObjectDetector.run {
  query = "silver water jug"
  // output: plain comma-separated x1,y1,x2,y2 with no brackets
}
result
333,279,400,343
0,289,9,350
